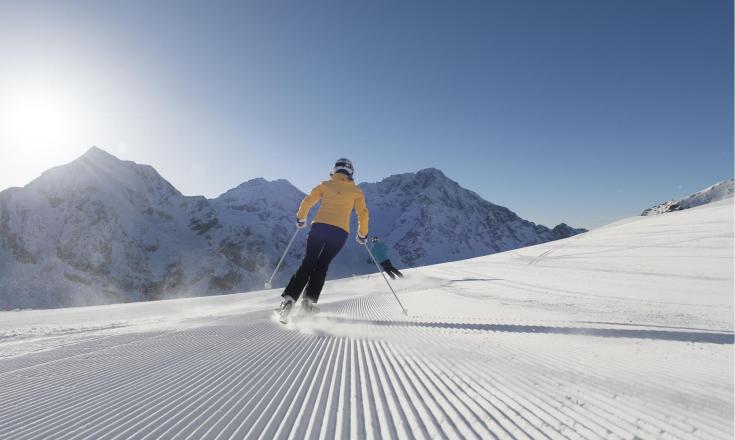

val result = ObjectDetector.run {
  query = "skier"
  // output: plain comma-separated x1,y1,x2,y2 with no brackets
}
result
277,158,369,320
369,236,403,279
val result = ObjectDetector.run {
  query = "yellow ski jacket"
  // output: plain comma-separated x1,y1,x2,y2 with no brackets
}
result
296,173,369,236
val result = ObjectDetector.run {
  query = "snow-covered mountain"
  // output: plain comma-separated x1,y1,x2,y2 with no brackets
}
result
329,168,585,274
0,147,305,309
0,147,585,309
642,179,734,216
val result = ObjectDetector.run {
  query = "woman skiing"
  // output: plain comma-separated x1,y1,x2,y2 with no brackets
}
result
369,236,403,279
278,158,369,319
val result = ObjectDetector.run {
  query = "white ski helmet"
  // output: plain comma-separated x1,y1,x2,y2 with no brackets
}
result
331,158,354,178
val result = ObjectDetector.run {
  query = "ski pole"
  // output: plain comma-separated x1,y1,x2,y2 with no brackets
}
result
364,243,407,315
264,228,300,289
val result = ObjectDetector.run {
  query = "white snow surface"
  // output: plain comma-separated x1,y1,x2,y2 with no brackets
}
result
0,198,732,439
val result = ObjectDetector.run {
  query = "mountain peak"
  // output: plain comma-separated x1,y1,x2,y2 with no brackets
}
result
216,177,304,203
236,177,272,188
229,177,299,192
412,167,457,190
79,146,122,164
24,145,183,203
65,146,129,177
68,146,140,179
416,167,446,178
414,167,450,184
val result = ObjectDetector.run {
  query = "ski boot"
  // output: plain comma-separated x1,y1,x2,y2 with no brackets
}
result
275,297,294,323
300,298,319,315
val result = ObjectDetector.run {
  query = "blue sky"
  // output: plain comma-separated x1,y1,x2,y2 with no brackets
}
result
0,0,732,228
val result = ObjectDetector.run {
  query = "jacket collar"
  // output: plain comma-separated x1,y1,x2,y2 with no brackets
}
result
330,173,353,184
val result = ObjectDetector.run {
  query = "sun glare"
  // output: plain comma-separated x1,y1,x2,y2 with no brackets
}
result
2,91,76,147
1,81,92,189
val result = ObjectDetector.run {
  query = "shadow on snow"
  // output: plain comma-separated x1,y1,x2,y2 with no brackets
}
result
321,316,734,345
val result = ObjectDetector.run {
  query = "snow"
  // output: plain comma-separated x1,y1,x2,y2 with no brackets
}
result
0,198,732,438
642,179,734,216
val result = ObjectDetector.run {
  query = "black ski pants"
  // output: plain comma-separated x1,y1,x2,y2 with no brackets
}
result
380,259,403,280
282,223,347,302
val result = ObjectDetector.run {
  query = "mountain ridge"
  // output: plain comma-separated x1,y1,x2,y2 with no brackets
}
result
642,179,734,216
1,147,586,309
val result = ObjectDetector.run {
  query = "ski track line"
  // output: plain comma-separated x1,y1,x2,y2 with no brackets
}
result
416,324,732,440
6,338,203,438
11,323,273,439
209,332,323,438
402,332,660,440
177,333,304,440
210,332,322,439
120,325,295,438
396,324,724,440
526,342,729,437
150,331,292,439
1,290,732,440
3,314,284,438
0,319,264,429
374,340,447,439
374,339,442,439
239,337,329,438
394,340,555,440
300,337,341,440
555,348,732,429
391,342,487,439
0,314,230,377
321,299,730,440
0,313,241,387
0,322,234,397
367,338,410,438
452,347,660,440
99,324,294,440
381,309,584,439
377,339,462,439
0,328,223,431
356,338,380,439
411,345,567,440
320,292,732,436
334,337,351,439
411,340,576,440
351,336,369,439
274,338,338,438
192,329,315,439
0,329,134,366
489,334,733,434
0,329,169,379
398,348,513,439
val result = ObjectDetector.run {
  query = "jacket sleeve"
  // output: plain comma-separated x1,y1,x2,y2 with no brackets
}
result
296,184,324,220
354,190,369,237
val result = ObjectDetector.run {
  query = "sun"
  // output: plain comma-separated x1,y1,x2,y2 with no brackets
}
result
1,89,77,148
0,80,93,189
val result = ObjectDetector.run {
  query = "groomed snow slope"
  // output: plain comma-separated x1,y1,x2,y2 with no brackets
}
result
0,199,732,439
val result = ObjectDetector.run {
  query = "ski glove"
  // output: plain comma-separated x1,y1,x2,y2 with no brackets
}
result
296,218,307,229
356,234,368,244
